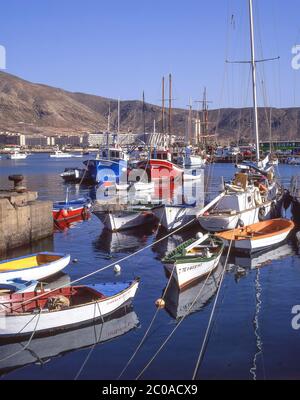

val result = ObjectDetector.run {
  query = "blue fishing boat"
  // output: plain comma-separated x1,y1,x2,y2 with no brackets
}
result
83,146,129,185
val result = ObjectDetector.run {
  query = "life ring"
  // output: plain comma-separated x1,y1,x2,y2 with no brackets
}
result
258,206,266,221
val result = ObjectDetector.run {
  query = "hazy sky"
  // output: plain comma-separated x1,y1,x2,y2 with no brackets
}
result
0,0,300,109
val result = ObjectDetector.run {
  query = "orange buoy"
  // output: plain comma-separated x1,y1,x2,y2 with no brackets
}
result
155,298,165,309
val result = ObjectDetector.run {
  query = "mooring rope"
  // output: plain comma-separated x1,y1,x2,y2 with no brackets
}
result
191,231,235,380
0,308,42,363
134,265,216,380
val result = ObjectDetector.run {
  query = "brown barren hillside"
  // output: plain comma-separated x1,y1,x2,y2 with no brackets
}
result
0,71,299,142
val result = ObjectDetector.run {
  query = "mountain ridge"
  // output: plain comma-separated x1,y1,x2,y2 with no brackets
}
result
0,71,299,142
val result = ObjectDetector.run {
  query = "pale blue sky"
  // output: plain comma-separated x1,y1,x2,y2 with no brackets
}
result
0,0,299,109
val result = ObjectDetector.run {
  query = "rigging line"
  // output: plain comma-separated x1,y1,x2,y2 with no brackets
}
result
117,263,177,380
192,234,235,380
5,214,199,313
135,267,216,381
0,308,42,363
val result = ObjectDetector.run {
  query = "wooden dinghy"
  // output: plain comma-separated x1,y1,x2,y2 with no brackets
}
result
162,234,224,289
0,252,71,284
0,278,140,339
215,218,294,253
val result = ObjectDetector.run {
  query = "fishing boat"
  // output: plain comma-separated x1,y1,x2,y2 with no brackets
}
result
93,204,155,232
0,279,140,339
53,197,91,222
0,252,71,284
0,307,139,373
215,218,294,253
152,204,203,232
198,161,283,232
84,141,130,185
50,150,73,158
162,233,224,289
7,150,28,160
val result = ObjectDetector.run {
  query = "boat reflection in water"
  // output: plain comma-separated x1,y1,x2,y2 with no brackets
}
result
95,224,157,255
0,304,139,376
54,212,91,232
163,263,223,320
225,242,295,279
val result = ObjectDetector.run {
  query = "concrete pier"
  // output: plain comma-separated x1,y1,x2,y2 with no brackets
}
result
0,176,53,254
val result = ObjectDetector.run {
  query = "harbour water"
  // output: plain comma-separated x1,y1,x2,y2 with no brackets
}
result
0,154,300,380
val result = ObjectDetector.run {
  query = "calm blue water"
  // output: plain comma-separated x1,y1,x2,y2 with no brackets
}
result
0,154,300,380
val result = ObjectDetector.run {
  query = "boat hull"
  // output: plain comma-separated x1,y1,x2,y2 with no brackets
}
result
93,210,155,231
0,280,139,338
198,201,279,232
164,252,222,289
0,253,71,284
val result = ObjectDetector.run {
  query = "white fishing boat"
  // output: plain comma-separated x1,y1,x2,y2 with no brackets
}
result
198,162,283,232
162,233,224,288
0,307,139,374
93,206,155,231
0,252,71,284
50,150,73,158
152,204,202,232
7,150,28,160
216,218,294,253
0,279,140,339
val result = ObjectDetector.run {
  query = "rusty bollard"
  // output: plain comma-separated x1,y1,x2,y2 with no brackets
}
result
8,175,27,193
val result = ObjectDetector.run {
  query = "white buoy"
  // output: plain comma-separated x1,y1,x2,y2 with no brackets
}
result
114,264,121,273
196,232,204,239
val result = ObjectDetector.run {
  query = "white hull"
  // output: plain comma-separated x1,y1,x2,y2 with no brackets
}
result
153,205,203,231
93,210,154,231
0,254,71,284
7,154,27,160
164,252,222,289
0,280,139,337
199,201,274,232
184,155,206,168
222,228,291,252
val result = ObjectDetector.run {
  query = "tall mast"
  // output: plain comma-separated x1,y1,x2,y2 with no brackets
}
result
168,73,172,135
117,98,120,135
161,76,165,135
142,91,146,144
249,0,260,162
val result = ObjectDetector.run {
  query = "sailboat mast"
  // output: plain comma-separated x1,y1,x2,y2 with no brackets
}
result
249,0,260,162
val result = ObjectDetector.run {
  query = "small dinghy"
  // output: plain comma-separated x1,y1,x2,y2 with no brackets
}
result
0,252,71,284
215,218,294,253
162,233,224,289
53,198,91,222
0,279,140,339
